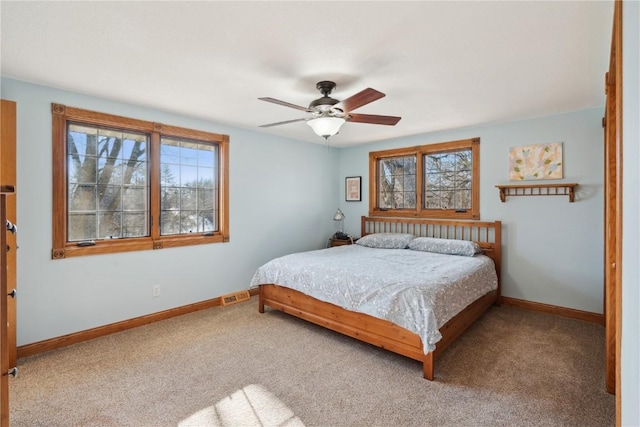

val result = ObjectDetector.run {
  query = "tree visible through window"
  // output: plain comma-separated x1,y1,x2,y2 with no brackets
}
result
67,124,149,241
52,104,229,259
378,155,416,209
160,137,217,235
424,150,472,210
369,138,479,220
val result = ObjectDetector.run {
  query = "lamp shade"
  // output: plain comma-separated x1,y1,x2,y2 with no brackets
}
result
307,117,346,138
333,208,345,221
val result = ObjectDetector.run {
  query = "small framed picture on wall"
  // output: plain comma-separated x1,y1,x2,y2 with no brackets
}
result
345,176,361,202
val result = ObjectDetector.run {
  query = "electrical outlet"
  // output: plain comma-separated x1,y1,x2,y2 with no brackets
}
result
152,285,160,297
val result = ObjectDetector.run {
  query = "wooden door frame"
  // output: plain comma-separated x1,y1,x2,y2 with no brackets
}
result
0,98,17,427
0,100,17,368
612,0,623,423
603,0,623,424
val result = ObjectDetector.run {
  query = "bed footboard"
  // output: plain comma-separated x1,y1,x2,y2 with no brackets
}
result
259,284,497,380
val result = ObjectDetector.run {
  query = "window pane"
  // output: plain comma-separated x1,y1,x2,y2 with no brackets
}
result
122,213,147,237
199,189,214,210
181,187,197,210
68,185,96,211
122,134,147,162
425,190,442,209
161,164,180,186
127,161,148,186
161,187,180,210
161,211,180,235
198,146,215,165
455,190,471,209
99,212,122,239
181,166,198,187
180,141,199,166
160,138,182,164
377,155,416,209
97,132,122,159
393,192,404,208
198,167,215,187
68,213,96,241
123,187,147,211
424,149,472,211
404,175,416,192
180,211,198,233
98,158,123,186
68,125,97,158
198,210,215,232
66,123,149,241
98,185,122,211
160,137,219,235
404,156,416,174
69,157,98,184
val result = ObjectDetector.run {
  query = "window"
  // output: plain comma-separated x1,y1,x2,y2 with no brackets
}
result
66,125,149,242
159,137,218,236
52,104,229,259
369,138,479,219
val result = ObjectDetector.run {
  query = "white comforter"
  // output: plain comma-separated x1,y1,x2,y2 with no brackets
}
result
250,244,498,353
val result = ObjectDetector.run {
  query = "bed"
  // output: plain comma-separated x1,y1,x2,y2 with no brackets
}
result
252,216,502,380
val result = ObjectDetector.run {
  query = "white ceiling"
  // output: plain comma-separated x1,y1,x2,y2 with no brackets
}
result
0,1,613,147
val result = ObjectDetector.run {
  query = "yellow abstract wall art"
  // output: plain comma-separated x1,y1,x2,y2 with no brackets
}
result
509,142,563,181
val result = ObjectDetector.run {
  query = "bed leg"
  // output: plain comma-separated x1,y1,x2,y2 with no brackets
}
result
258,296,265,314
423,352,434,380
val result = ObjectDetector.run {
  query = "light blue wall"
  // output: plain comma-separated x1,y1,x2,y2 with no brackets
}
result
622,1,640,425
2,76,611,355
336,109,604,314
1,78,340,346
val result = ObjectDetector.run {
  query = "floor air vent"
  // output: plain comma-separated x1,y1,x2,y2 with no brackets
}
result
221,290,251,306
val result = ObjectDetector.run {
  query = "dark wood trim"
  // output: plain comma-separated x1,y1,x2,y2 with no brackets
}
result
51,107,67,257
501,297,604,324
17,289,260,359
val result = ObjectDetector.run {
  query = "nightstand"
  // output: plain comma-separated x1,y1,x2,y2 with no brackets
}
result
329,237,358,247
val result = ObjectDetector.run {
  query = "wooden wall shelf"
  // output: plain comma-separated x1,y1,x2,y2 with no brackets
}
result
495,183,578,202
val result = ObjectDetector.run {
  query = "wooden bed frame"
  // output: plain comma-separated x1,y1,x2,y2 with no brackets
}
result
258,216,502,380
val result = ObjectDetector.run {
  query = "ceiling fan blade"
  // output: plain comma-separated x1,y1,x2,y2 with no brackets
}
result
333,88,385,112
258,97,311,112
348,113,401,126
259,118,308,128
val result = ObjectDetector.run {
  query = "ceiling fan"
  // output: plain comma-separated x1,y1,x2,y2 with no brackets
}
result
258,81,401,140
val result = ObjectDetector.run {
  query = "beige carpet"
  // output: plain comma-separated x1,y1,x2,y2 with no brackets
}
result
10,299,614,426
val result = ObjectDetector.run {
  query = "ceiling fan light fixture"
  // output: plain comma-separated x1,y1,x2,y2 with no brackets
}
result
306,116,346,138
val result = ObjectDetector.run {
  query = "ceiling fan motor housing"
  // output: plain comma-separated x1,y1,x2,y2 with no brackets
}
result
316,80,336,96
309,81,341,113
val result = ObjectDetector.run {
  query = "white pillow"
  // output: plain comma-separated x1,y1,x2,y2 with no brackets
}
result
355,233,415,249
408,237,482,256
